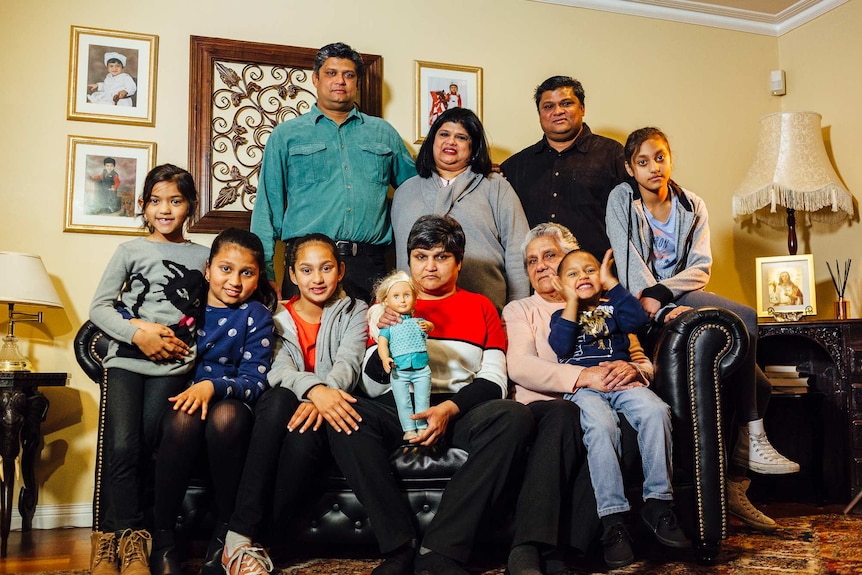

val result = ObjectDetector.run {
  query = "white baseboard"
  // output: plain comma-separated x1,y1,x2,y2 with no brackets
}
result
10,503,93,530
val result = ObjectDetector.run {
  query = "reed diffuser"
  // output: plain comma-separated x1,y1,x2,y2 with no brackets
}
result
826,259,851,319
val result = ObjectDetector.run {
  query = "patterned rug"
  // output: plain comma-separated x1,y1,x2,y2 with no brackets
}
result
23,514,862,575
273,514,862,575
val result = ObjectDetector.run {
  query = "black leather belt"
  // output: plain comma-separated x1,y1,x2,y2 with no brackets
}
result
334,240,384,257
285,238,385,260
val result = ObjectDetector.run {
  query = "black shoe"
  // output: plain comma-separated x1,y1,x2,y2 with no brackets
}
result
372,543,415,575
414,551,469,575
150,529,183,575
506,543,542,575
600,521,634,569
640,500,690,549
199,522,229,575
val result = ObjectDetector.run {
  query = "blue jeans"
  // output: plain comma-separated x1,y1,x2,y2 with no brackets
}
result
389,365,431,432
564,386,673,517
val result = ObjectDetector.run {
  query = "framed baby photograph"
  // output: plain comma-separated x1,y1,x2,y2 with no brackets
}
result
755,254,817,320
67,26,158,126
65,135,155,235
414,60,483,143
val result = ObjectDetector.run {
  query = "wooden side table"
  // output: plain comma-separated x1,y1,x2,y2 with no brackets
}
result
758,319,862,508
0,372,67,557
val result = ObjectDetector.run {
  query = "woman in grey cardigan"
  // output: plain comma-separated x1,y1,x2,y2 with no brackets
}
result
391,107,530,312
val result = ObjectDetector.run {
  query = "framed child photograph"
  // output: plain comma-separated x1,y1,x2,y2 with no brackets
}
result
414,60,482,143
65,135,155,235
67,26,158,126
755,254,817,319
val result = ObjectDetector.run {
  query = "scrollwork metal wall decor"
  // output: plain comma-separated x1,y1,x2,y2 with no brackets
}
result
188,37,383,233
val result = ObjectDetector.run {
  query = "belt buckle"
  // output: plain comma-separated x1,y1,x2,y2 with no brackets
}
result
336,240,358,257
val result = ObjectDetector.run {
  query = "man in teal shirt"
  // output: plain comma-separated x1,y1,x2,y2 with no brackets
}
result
251,42,416,302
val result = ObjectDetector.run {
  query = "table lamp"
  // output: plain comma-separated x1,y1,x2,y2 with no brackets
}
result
732,111,853,255
0,252,63,371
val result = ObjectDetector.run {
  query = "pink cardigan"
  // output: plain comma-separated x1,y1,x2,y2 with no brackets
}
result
501,293,653,405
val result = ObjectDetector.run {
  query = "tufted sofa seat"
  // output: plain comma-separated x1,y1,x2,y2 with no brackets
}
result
74,306,747,565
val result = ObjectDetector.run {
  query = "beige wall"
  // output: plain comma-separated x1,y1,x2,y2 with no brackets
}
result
0,0,855,512
771,0,862,313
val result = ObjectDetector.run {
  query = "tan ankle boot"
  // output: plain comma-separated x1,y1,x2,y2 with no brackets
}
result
91,531,120,575
118,529,152,575
727,477,778,531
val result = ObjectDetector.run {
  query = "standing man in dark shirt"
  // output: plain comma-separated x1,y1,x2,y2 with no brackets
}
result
500,76,628,257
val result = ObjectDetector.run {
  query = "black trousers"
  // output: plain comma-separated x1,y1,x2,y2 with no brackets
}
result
326,395,533,562
100,368,186,532
512,399,600,554
228,387,330,539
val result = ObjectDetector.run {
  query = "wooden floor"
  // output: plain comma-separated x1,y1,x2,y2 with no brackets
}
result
0,503,849,574
0,526,93,574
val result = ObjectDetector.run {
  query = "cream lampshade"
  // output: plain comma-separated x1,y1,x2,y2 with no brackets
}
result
732,111,853,255
0,252,63,371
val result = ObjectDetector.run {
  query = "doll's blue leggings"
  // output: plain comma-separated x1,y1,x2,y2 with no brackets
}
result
389,365,432,432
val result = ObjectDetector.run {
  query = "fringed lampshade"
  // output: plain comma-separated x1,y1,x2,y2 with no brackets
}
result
732,111,853,254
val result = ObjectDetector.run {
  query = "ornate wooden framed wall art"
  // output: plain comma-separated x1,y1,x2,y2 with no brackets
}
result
187,37,383,233
67,26,158,126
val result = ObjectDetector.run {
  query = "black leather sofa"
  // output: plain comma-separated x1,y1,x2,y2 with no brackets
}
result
75,306,747,565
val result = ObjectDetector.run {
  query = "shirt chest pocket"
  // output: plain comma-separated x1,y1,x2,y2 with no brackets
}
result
288,143,328,186
357,143,393,185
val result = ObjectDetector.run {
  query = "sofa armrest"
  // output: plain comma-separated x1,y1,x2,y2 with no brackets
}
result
649,306,748,564
74,320,109,385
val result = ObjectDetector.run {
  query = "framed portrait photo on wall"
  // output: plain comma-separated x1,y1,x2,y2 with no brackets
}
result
755,254,817,319
67,26,158,126
415,60,482,143
65,135,155,235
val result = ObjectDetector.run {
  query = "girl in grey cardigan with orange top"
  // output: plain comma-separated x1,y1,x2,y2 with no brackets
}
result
220,233,368,575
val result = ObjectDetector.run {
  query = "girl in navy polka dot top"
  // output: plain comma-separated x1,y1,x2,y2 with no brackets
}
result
150,228,278,575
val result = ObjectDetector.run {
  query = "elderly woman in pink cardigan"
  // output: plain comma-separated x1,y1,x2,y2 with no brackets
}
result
501,222,653,575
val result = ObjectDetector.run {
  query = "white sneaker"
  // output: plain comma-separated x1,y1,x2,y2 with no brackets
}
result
732,427,800,475
727,477,777,531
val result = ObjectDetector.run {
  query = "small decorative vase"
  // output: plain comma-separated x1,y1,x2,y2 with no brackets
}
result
834,298,850,320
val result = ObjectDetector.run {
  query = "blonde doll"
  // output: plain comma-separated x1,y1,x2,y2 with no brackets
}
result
375,271,434,440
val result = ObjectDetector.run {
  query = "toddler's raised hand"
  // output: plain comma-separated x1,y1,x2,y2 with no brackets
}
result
599,249,619,291
551,275,577,305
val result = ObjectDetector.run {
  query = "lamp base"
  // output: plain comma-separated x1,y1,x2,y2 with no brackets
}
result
0,335,32,372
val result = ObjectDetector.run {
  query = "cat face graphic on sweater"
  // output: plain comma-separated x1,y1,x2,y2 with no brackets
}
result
117,260,205,360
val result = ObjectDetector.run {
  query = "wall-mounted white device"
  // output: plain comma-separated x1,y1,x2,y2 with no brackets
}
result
771,70,786,96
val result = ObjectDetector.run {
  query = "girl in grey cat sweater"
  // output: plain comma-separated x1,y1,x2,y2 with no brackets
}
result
88,164,208,575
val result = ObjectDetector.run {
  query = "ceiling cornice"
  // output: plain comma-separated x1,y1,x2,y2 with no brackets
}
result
529,0,848,36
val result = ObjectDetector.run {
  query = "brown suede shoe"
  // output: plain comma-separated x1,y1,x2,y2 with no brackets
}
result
91,531,120,575
118,529,152,575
